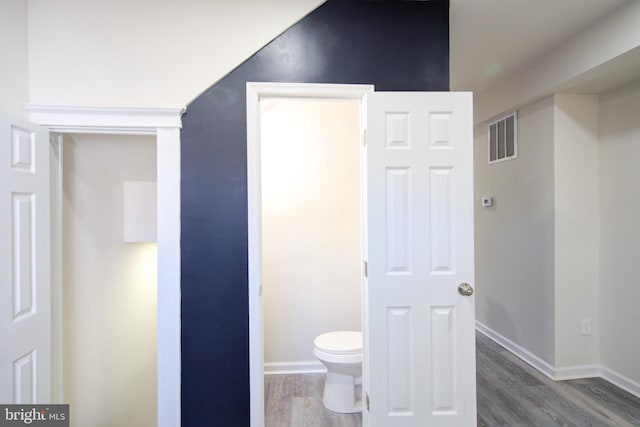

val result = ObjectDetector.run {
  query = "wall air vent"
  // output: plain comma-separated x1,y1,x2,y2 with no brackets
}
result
488,112,517,164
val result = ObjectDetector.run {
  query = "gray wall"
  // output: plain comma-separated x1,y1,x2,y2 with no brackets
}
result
599,79,640,384
553,94,600,368
476,84,640,388
474,97,556,365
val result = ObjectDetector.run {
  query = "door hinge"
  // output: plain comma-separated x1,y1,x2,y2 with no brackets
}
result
365,392,370,412
364,261,368,278
363,129,367,146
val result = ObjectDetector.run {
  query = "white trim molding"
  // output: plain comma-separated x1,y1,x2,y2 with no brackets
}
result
25,104,185,135
601,366,640,399
156,127,182,427
476,321,640,399
554,364,601,381
264,361,326,376
475,321,557,380
50,133,64,404
29,105,184,427
247,82,375,100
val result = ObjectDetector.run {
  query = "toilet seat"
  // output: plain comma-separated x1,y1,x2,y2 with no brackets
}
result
313,330,363,413
314,331,362,355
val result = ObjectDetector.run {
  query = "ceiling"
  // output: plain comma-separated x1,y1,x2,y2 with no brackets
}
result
449,0,629,93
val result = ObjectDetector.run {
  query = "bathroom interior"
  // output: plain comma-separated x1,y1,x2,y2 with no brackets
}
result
260,97,364,422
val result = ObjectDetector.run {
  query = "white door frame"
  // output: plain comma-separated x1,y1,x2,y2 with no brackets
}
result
26,104,183,427
246,82,374,427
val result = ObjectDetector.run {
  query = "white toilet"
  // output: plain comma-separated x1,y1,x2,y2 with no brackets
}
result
313,331,362,413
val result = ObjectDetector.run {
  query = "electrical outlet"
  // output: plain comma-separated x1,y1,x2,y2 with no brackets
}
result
581,318,591,336
481,196,493,207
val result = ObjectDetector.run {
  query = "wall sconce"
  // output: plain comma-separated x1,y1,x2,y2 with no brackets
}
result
124,181,157,242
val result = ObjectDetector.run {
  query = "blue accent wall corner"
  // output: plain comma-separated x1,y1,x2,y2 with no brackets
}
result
181,1,449,424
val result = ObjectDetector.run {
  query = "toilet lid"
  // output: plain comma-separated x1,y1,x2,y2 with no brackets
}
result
314,331,362,355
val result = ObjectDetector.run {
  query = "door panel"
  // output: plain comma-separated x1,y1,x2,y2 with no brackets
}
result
364,92,475,426
0,114,51,404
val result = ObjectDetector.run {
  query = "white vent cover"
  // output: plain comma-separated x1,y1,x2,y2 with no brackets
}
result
488,112,517,164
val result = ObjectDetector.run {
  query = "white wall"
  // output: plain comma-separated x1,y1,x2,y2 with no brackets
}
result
474,96,556,364
0,0,29,119
261,99,361,367
27,0,325,108
599,79,640,385
553,94,600,367
477,85,640,386
469,0,640,388
63,134,157,426
474,0,640,124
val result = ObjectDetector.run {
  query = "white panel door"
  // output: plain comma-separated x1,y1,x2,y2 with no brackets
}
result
0,114,51,403
364,92,475,426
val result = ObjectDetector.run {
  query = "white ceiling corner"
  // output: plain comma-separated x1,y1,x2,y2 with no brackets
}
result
450,0,628,93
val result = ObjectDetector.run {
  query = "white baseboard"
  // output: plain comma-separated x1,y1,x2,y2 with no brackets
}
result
554,364,600,381
601,365,640,399
476,321,640,399
475,321,556,380
264,361,326,375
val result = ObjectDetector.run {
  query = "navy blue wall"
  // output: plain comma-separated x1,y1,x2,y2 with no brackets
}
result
180,1,449,425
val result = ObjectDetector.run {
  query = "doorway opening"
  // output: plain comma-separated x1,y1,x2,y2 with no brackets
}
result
61,133,158,426
261,97,362,374
16,105,183,426
247,83,373,426
249,86,478,426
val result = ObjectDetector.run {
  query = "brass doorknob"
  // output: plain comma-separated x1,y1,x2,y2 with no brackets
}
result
458,283,474,296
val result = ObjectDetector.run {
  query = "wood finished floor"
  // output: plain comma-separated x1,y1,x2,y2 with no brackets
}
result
265,373,362,427
476,332,640,426
265,332,640,426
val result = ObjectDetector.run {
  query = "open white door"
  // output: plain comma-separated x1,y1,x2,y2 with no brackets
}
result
363,92,475,426
0,114,51,404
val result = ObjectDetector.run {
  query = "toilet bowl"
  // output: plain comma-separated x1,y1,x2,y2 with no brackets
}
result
313,331,362,413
